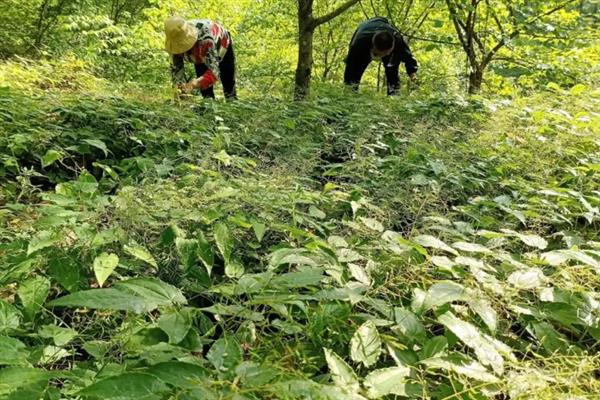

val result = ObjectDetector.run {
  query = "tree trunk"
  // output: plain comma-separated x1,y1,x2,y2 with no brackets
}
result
294,3,314,100
33,0,51,49
468,67,484,93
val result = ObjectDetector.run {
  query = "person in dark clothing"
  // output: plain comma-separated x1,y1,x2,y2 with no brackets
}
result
164,16,237,99
344,17,418,95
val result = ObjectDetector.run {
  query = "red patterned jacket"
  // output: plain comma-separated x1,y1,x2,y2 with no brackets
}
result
171,19,231,90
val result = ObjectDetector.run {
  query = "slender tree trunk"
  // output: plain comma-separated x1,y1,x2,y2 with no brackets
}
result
33,0,51,49
294,2,314,100
294,0,360,100
468,67,484,93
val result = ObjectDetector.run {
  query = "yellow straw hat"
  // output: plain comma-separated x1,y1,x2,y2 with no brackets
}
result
164,16,198,55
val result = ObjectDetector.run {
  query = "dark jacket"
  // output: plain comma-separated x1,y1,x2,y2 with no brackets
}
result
344,17,418,95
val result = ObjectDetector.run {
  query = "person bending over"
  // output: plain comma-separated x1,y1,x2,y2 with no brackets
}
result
344,17,418,95
165,16,237,99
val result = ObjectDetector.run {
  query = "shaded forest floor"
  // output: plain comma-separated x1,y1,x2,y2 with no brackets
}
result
1,59,599,399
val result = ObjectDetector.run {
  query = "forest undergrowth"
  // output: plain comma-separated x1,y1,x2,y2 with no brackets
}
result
0,58,599,399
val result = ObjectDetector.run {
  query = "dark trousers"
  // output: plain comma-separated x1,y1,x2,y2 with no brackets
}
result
344,50,400,95
194,42,237,99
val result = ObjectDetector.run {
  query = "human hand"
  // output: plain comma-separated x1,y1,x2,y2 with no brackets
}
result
177,80,197,94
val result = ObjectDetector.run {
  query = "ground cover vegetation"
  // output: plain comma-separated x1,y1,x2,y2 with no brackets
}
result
0,0,599,399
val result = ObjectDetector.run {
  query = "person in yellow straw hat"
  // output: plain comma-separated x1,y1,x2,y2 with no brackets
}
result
165,16,237,99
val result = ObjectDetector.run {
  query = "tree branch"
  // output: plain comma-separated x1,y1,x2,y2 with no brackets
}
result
482,0,577,67
313,0,361,26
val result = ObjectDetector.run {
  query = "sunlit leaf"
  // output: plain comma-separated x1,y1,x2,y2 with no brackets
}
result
78,372,169,399
123,244,157,268
413,235,458,255
438,312,506,374
0,300,21,334
423,281,467,311
350,320,381,367
206,337,242,376
323,348,360,393
363,366,410,398
93,252,119,287
18,276,50,318
0,336,29,366
214,223,233,263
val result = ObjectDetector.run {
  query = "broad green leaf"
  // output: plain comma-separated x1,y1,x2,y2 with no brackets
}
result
235,361,279,388
309,205,326,220
27,230,60,255
269,248,321,269
467,295,497,332
386,344,420,366
114,278,186,307
530,321,569,354
393,308,427,344
328,235,349,248
438,312,505,374
93,253,119,287
363,366,410,398
350,320,381,367
413,235,458,255
423,281,467,311
41,149,62,168
4,380,47,400
516,233,548,250
201,304,264,322
38,325,77,346
421,357,499,383
0,300,21,333
348,263,371,285
360,217,384,232
18,276,50,318
508,268,545,290
452,242,491,254
272,379,365,400
83,139,109,156
570,84,588,95
123,244,157,268
206,338,242,375
252,221,267,242
225,259,245,278
411,288,427,315
147,361,208,389
430,256,456,271
419,336,448,360
78,372,169,400
197,231,214,273
0,367,58,395
176,238,198,269
543,302,582,328
337,248,363,263
91,228,122,248
212,150,232,166
48,257,82,293
92,162,119,180
158,308,192,344
48,288,154,313
542,249,600,274
39,345,71,365
82,341,111,359
316,283,367,305
160,225,183,246
0,336,29,366
214,223,233,263
323,348,360,393
75,171,99,193
270,267,324,289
